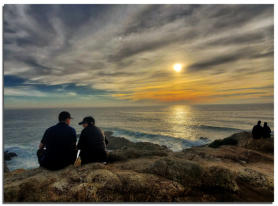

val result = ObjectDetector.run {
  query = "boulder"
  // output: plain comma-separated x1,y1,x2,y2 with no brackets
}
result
4,151,17,161
4,161,9,173
3,131,274,202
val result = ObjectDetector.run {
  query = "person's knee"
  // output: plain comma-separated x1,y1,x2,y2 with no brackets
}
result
37,149,47,166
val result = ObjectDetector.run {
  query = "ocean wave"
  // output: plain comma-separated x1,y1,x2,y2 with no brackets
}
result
4,145,39,171
197,125,242,132
104,127,211,152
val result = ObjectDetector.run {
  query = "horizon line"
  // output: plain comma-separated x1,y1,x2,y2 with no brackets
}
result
3,102,274,110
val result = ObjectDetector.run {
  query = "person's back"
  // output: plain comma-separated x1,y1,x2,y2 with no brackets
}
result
252,120,263,139
262,122,271,138
77,116,108,164
38,111,77,170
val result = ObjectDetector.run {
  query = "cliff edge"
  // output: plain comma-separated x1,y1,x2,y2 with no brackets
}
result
4,131,273,202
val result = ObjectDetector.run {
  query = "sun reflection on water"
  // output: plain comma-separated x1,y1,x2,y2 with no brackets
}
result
167,105,198,141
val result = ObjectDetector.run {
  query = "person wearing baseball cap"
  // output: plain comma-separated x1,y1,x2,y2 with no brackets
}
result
37,111,77,170
77,116,108,165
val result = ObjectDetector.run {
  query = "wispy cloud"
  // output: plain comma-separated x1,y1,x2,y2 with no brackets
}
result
3,5,274,107
4,86,47,97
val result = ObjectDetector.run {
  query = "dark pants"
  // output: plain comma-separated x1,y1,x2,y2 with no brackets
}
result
80,150,107,165
37,149,76,170
253,135,261,139
37,148,47,167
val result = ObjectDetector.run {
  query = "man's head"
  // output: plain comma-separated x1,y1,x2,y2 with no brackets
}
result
58,111,72,125
264,122,268,126
79,116,95,128
257,120,261,125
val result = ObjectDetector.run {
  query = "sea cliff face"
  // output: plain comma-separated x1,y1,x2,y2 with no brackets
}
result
4,131,273,202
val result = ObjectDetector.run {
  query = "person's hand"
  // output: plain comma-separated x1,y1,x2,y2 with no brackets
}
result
74,157,81,167
39,143,44,149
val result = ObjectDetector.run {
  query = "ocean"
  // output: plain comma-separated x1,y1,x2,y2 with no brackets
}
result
4,103,274,171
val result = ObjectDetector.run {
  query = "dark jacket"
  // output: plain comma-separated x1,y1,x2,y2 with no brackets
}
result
252,124,263,139
77,125,108,164
39,122,77,170
262,126,271,138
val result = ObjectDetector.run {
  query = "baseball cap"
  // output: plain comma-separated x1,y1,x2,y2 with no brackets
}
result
79,116,95,125
58,111,73,122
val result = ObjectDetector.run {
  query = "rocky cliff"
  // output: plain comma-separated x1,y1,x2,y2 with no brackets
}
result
4,131,273,202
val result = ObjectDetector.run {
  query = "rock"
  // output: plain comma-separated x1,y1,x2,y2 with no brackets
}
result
208,131,274,152
144,157,204,188
239,160,247,164
4,151,17,161
115,170,184,201
107,137,171,162
208,136,238,148
244,138,274,154
237,168,273,191
106,135,134,150
202,166,239,192
3,131,274,202
4,161,9,173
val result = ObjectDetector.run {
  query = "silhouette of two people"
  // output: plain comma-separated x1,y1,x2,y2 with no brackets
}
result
37,111,108,170
252,120,271,139
262,122,271,138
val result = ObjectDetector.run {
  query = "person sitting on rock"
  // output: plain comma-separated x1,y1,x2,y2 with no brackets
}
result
37,111,77,170
262,122,271,138
252,120,263,139
77,116,108,165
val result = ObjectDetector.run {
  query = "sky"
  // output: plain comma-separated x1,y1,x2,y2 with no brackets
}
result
4,5,274,108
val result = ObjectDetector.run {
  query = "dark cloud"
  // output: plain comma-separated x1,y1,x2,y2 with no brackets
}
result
187,46,274,72
209,5,273,31
3,5,274,105
96,71,135,77
187,50,248,72
109,30,198,63
108,39,168,62
251,51,274,59
123,5,200,34
205,32,266,46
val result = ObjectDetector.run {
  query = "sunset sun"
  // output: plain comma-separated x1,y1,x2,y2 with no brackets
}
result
2,5,274,202
173,64,182,72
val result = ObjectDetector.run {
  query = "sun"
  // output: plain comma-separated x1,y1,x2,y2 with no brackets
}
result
173,64,182,72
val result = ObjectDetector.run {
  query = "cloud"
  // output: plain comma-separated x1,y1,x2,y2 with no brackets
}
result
4,86,47,97
3,5,274,106
217,84,274,92
204,32,268,47
187,52,246,72
67,92,77,96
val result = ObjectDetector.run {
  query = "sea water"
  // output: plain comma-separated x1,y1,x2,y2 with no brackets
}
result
4,103,274,170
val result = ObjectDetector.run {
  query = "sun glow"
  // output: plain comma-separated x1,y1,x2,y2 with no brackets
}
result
173,64,182,72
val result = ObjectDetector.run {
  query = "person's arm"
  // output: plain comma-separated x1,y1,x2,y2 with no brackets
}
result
39,143,44,149
77,130,86,150
252,126,255,135
100,128,108,145
105,136,108,146
39,129,49,149
72,129,77,150
70,129,78,163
